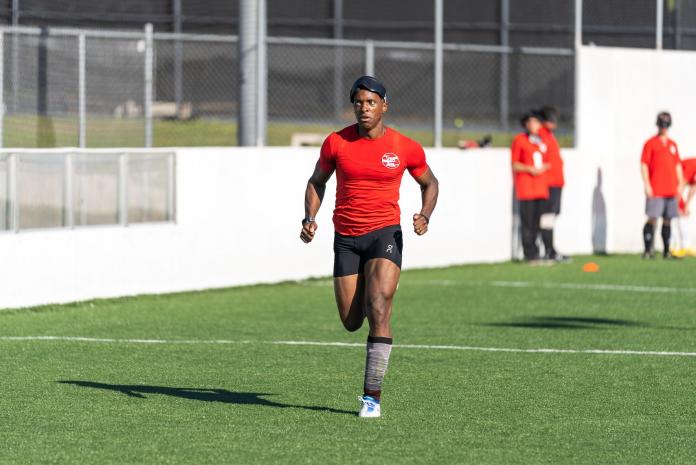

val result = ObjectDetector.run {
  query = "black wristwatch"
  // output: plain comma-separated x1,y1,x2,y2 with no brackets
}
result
302,217,315,225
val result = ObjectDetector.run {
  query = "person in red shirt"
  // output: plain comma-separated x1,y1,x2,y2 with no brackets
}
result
671,157,696,256
299,76,439,418
538,106,568,262
640,111,684,259
511,110,550,262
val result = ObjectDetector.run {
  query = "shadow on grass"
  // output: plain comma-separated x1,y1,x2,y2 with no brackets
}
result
58,381,354,416
485,316,645,330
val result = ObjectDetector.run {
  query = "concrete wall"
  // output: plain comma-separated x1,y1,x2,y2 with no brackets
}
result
576,45,696,252
0,147,518,309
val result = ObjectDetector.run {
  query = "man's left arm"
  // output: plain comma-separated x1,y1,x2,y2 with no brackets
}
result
676,162,685,197
412,167,439,236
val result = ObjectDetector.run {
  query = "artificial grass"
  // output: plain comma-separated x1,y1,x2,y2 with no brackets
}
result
1,254,694,464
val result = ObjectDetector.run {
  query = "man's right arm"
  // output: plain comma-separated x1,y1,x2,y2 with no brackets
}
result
641,163,653,197
684,184,696,215
512,161,548,176
300,162,333,244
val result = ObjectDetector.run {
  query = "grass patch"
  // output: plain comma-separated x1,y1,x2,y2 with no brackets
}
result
2,115,574,148
1,254,688,464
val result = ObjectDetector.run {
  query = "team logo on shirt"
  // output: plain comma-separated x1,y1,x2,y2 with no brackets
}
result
381,153,400,169
670,145,677,155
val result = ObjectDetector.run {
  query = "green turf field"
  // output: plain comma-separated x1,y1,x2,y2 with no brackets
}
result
1,254,694,464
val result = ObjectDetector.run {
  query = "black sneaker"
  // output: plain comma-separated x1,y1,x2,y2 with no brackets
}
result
663,251,682,260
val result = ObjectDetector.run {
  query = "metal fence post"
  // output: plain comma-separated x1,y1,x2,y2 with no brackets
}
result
333,0,344,121
167,153,176,222
239,0,259,146
8,153,18,231
499,0,510,131
574,0,582,148
78,33,86,148
255,0,267,147
434,0,443,148
11,0,19,113
64,152,74,228
575,0,583,48
173,0,183,117
0,30,4,149
675,0,682,49
365,40,374,76
144,23,154,148
118,153,128,225
656,0,663,50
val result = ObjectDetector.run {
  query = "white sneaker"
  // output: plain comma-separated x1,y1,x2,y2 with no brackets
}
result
358,395,381,418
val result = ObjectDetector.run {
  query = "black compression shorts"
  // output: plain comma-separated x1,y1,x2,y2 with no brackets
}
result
333,224,403,277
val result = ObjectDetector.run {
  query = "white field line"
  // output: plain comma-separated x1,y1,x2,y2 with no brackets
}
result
300,278,696,293
397,279,696,294
2,335,696,358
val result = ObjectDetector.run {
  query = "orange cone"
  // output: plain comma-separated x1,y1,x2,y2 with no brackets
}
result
582,262,600,273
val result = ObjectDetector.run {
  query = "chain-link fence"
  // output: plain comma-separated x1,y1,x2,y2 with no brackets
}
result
0,26,574,150
0,150,175,232
4,0,695,50
9,0,683,151
0,27,241,149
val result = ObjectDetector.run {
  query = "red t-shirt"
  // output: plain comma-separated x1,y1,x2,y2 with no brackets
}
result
641,135,681,197
511,132,550,201
682,158,696,185
539,126,564,188
318,125,429,236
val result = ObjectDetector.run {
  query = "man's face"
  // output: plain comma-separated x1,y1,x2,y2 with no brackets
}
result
526,117,542,135
352,88,388,130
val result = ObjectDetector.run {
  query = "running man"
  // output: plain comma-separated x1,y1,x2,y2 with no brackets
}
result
640,111,684,259
299,76,439,418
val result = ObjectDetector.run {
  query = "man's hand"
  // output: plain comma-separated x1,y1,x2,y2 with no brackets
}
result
645,185,653,197
300,220,318,243
530,163,550,176
413,213,429,236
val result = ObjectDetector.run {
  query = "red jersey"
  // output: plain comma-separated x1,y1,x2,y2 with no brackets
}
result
511,132,549,201
641,135,681,197
318,125,429,236
682,158,696,185
539,126,564,188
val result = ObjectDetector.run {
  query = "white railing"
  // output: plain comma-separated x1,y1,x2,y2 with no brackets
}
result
0,149,175,232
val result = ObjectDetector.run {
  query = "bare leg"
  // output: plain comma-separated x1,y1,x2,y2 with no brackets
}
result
333,274,365,332
358,258,400,403
363,258,401,337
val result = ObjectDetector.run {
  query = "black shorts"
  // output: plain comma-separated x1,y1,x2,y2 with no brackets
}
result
333,224,403,277
543,187,563,214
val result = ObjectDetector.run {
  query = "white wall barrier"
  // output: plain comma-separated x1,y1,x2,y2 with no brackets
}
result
0,147,516,309
576,45,696,252
2,44,696,309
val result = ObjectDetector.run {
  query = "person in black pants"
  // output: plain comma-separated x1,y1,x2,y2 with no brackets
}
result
511,111,550,262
